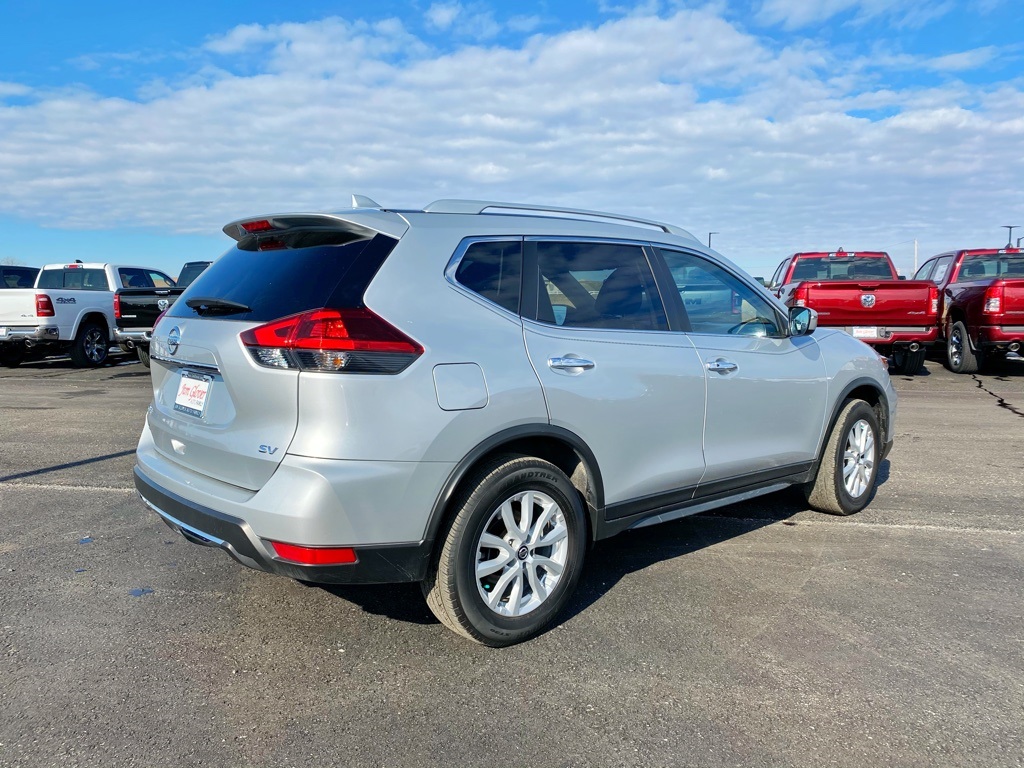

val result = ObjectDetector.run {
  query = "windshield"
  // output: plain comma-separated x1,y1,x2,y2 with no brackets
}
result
955,256,1024,282
790,257,895,281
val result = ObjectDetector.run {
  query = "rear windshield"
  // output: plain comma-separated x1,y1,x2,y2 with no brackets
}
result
166,234,398,322
790,257,894,281
2,267,39,288
176,262,210,289
955,255,1024,282
36,268,109,290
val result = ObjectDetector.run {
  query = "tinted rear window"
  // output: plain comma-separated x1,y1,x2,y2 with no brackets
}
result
2,267,39,288
37,268,108,290
166,234,398,322
176,262,210,289
790,257,893,281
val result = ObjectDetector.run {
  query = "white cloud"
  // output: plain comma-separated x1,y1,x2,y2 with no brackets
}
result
758,0,954,30
425,2,462,31
0,82,31,98
0,8,1021,276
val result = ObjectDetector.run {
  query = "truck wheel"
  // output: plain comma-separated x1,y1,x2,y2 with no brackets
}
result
946,321,979,374
805,399,880,516
891,347,926,375
0,346,25,368
70,322,109,368
422,454,588,646
137,345,151,368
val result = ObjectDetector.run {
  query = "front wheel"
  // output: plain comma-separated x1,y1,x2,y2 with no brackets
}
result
805,399,881,515
422,454,588,646
946,321,980,374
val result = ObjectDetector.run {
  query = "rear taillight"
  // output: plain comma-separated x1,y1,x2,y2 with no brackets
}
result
113,293,121,319
928,284,939,315
792,283,809,307
240,308,423,374
153,309,167,330
269,541,357,566
983,282,1004,314
35,294,55,317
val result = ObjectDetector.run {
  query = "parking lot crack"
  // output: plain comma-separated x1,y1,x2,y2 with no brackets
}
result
971,375,1024,420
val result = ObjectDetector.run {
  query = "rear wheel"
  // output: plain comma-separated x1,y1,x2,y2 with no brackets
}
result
137,345,151,368
805,399,880,515
946,321,979,374
422,454,588,646
0,345,25,368
891,347,926,375
70,322,109,367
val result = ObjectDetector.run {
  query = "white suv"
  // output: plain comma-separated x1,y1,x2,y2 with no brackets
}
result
134,198,896,646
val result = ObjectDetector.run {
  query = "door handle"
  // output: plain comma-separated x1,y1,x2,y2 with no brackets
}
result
548,356,595,371
705,359,738,374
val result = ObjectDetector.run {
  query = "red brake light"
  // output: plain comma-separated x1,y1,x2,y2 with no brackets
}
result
240,308,423,374
240,219,275,233
792,284,809,307
35,294,55,317
928,284,939,315
113,292,121,319
270,541,357,566
983,282,1004,314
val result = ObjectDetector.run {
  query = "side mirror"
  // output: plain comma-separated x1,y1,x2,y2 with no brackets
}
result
898,275,907,280
789,306,817,336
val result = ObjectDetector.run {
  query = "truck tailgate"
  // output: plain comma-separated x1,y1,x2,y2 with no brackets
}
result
803,280,937,326
1002,279,1024,319
0,290,41,329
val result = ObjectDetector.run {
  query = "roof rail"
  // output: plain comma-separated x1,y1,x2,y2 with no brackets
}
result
422,199,694,238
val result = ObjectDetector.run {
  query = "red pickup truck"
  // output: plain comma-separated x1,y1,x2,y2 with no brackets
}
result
768,249,939,375
913,247,1024,373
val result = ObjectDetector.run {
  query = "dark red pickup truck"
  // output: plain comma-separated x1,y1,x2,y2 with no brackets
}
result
913,247,1024,373
768,249,939,375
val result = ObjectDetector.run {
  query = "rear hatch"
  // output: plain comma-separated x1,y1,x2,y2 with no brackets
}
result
146,214,408,491
802,280,938,326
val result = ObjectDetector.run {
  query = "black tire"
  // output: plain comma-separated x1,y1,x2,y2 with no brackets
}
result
946,320,980,374
805,399,881,516
137,345,151,368
891,347,926,376
422,454,588,646
70,321,109,368
0,345,25,368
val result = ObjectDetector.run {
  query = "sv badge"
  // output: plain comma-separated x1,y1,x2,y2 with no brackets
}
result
259,444,278,455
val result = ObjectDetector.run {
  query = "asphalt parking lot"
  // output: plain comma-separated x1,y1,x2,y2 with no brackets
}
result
1,352,1022,768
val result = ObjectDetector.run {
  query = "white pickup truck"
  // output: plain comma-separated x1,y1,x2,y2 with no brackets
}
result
0,262,176,368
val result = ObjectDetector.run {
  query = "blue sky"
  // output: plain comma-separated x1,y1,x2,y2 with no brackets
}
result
1,0,1022,278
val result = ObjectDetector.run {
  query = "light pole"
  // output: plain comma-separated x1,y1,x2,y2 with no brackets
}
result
708,232,718,248
1017,236,1022,248
1003,225,1018,248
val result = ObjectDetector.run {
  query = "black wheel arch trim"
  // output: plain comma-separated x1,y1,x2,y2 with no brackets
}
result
424,424,606,546
813,377,891,477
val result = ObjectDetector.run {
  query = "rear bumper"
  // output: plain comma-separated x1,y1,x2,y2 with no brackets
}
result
114,328,152,345
0,325,59,343
836,326,938,346
976,325,1024,346
134,466,432,583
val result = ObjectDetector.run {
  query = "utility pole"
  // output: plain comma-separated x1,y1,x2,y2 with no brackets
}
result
1003,225,1018,248
913,239,918,274
708,232,718,248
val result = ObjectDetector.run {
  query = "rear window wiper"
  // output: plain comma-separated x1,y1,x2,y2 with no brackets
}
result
185,297,252,316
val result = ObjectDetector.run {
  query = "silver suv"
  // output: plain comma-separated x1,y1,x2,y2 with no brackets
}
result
134,198,896,646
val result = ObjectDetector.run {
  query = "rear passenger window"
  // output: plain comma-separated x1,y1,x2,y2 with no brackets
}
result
530,242,667,331
453,240,522,314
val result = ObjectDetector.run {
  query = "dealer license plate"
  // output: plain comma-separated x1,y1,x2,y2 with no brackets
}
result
851,327,879,339
173,371,212,418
